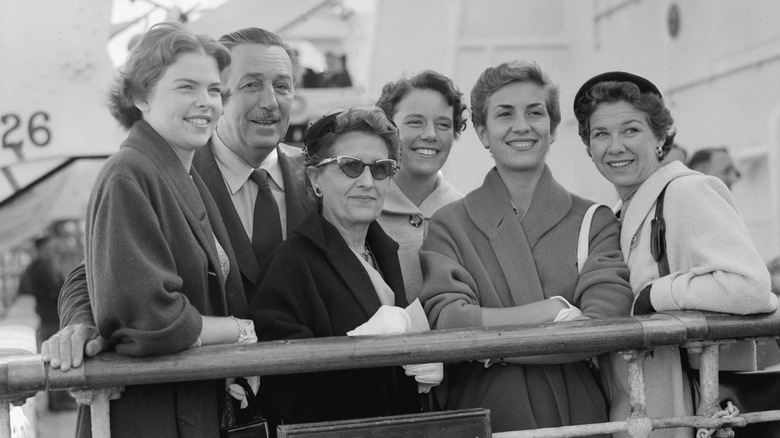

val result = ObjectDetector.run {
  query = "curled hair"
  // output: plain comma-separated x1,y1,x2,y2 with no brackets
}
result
108,22,231,129
375,70,468,138
302,107,400,201
573,81,676,159
218,27,301,86
470,60,561,135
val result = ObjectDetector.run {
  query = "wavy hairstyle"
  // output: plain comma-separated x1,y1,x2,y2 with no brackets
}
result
107,22,231,129
302,107,400,201
574,81,676,159
375,70,468,138
470,60,561,136
218,27,301,87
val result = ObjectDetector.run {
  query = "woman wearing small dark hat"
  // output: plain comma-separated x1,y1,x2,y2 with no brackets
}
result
574,72,777,437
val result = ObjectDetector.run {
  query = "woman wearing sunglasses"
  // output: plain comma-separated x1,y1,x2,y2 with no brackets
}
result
249,107,441,429
419,61,634,434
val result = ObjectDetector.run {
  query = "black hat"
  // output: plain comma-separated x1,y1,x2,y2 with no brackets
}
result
573,71,662,113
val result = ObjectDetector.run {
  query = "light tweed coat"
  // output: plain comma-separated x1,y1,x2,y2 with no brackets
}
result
377,173,462,302
607,160,777,438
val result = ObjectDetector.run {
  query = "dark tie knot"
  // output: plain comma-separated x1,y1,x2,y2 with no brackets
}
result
250,169,270,188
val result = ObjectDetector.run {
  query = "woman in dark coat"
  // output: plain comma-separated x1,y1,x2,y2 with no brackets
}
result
250,107,442,429
82,22,255,438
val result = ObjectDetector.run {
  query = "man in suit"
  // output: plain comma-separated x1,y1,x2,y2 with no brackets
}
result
42,27,313,370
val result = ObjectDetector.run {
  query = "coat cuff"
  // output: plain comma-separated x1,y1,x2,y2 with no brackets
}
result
646,274,679,312
632,284,655,315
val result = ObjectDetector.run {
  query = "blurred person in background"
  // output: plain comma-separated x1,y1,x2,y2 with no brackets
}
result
375,70,466,301
687,146,741,190
574,71,777,437
321,51,353,88
662,142,687,165
18,234,75,411
19,235,63,346
250,107,442,430
420,60,633,434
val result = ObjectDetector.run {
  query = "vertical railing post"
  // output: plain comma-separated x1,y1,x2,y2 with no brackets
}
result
623,349,652,438
693,342,734,438
73,387,123,438
0,400,9,438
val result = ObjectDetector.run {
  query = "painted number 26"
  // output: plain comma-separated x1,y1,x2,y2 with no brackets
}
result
2,111,52,159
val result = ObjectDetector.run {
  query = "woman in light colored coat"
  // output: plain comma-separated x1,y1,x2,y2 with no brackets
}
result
573,71,777,437
376,70,465,301
420,61,634,435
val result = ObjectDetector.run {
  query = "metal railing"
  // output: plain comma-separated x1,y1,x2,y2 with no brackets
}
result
2,310,780,438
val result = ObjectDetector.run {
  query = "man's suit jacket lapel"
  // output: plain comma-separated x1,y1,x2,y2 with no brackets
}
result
192,143,261,294
279,149,310,232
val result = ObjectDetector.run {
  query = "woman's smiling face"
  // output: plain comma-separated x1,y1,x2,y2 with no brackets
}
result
476,81,553,174
392,88,455,181
588,100,665,200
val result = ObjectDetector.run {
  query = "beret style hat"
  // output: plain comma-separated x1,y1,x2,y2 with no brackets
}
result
573,71,663,113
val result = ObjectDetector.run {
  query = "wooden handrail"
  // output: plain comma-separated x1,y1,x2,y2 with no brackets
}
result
2,310,779,396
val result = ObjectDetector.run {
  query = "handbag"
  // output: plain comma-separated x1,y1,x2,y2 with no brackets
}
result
220,377,269,438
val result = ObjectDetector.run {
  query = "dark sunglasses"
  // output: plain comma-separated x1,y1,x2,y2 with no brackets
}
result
314,155,398,180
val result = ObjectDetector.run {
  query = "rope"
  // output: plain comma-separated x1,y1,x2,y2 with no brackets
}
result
696,402,740,438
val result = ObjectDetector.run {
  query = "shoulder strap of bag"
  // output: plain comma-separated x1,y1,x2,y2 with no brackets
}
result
577,204,602,274
651,183,672,277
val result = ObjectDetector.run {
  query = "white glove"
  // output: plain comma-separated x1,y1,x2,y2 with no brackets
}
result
549,296,583,322
227,376,260,409
347,305,412,336
403,362,444,393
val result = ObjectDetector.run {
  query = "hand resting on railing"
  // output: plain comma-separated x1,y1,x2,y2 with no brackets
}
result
41,323,108,372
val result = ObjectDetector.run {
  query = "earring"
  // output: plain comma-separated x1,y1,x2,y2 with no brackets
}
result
313,186,322,197
655,146,664,158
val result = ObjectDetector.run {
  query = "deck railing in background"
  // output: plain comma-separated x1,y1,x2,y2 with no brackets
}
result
2,310,780,438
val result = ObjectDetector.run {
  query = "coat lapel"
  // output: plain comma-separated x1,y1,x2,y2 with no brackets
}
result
521,166,572,248
463,168,546,307
191,169,247,316
619,161,698,259
192,143,261,287
296,213,389,319
128,122,223,289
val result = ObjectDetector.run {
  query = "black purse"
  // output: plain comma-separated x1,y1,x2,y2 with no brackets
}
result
220,378,269,438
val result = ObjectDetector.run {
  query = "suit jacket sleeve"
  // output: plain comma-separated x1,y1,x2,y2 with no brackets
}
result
86,173,202,356
58,261,96,328
575,206,634,318
650,177,777,314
